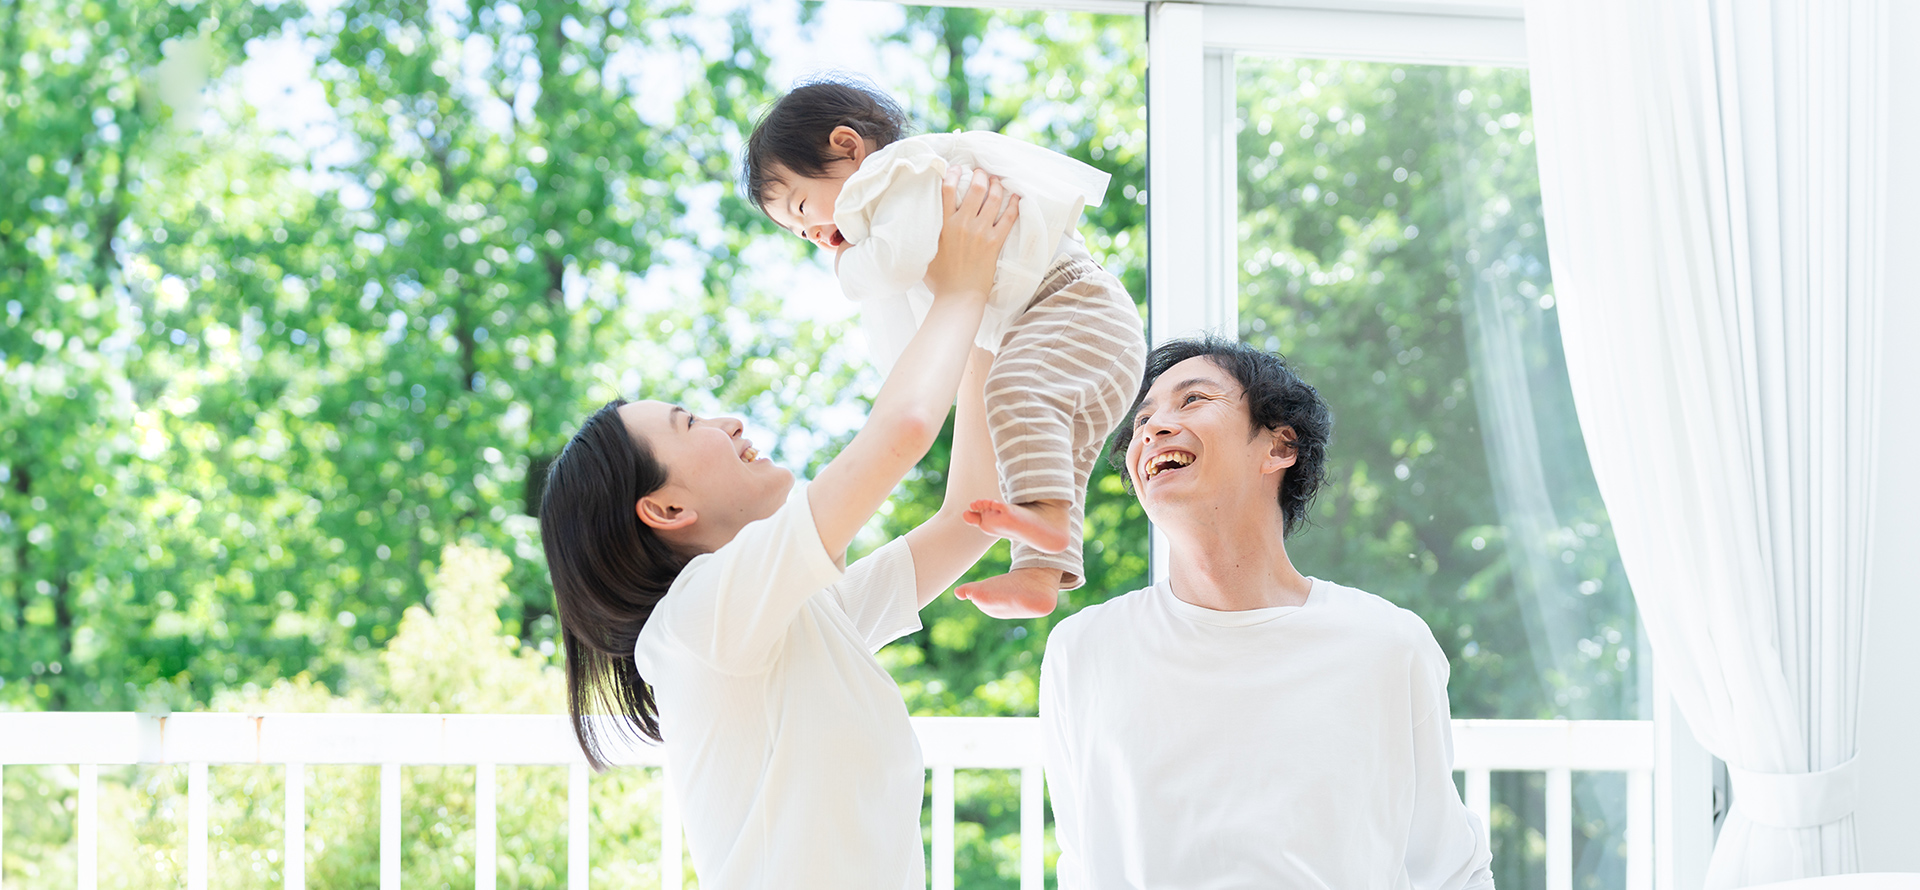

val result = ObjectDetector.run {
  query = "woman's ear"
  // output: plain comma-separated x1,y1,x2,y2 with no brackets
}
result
1263,426,1300,475
636,494,697,532
828,125,868,163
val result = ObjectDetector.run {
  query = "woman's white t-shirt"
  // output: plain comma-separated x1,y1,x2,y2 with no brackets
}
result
633,482,926,890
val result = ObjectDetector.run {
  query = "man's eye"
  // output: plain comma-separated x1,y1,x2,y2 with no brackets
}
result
1184,393,1204,405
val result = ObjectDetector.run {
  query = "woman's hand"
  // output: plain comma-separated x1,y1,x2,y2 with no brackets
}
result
807,171,1013,561
922,167,1019,300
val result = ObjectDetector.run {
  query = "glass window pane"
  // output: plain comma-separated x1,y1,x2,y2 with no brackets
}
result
1235,56,1640,890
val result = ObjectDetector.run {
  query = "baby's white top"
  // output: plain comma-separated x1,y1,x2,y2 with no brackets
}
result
833,131,1111,372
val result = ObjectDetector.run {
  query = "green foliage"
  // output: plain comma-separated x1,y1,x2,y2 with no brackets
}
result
3,4,1642,889
3,3,1143,884
857,12,1148,885
1,0,863,713
1234,57,1638,889
1,544,685,889
1234,55,1636,720
0,0,301,711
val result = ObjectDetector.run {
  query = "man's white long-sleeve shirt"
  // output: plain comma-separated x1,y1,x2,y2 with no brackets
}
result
1040,577,1495,890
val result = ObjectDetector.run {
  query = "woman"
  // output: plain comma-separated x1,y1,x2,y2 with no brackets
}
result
538,169,1018,889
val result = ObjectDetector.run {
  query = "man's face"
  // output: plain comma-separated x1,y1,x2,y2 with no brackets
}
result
1123,355,1290,521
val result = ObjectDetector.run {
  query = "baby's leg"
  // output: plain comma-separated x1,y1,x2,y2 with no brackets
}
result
956,567,1063,619
963,259,1148,612
964,498,1069,553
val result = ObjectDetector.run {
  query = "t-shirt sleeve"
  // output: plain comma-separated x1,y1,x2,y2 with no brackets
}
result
822,536,921,652
1040,624,1090,890
652,483,845,675
836,167,944,303
1403,625,1496,890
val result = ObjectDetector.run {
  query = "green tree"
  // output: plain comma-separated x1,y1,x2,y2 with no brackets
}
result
2,544,685,889
1234,57,1638,889
3,0,868,713
0,0,300,710
5,6,1649,888
852,9,1150,886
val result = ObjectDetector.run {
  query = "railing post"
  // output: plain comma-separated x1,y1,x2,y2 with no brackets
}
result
380,762,401,890
285,762,305,890
187,762,209,890
658,768,682,890
475,763,496,890
1465,768,1492,841
1,764,6,890
567,763,589,890
77,764,97,890
932,765,955,890
1020,765,1043,890
1628,768,1654,890
1546,767,1572,890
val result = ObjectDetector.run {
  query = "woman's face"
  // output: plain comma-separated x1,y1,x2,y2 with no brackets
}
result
620,400,792,550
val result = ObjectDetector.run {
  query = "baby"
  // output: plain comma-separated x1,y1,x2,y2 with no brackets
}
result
744,79,1146,618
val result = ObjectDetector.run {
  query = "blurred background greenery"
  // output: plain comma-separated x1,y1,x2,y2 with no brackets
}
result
1,0,1638,887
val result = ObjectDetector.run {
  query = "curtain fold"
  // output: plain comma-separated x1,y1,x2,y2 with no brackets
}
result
1521,0,1884,886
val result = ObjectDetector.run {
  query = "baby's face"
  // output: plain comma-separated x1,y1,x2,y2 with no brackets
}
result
763,163,855,252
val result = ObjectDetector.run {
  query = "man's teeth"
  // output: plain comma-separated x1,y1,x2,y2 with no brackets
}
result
1144,452,1194,479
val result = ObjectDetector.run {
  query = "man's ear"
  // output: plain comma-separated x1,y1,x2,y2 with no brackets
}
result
1263,426,1300,475
827,125,868,163
636,493,697,533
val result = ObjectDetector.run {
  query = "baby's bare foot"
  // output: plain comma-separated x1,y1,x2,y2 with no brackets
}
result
956,567,1063,619
963,499,1070,553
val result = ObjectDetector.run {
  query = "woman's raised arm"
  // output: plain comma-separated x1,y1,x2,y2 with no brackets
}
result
902,345,999,607
808,170,1019,560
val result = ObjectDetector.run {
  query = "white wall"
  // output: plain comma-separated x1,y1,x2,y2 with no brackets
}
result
1855,0,1920,872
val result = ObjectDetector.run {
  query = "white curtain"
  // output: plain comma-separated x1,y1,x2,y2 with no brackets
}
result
1522,1,1885,887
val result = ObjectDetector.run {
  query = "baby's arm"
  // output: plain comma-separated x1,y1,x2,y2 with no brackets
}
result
836,164,948,301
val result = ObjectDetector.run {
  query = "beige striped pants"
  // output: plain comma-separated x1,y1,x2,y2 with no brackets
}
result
987,255,1148,590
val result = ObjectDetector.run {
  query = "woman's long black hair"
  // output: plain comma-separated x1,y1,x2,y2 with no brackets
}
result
540,399,689,770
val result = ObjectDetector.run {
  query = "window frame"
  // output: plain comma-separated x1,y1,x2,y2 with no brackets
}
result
875,5,1714,886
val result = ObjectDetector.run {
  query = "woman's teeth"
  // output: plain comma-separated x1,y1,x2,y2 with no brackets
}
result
740,445,758,464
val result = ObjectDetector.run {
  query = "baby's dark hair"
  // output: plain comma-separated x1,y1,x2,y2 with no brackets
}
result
742,77,910,211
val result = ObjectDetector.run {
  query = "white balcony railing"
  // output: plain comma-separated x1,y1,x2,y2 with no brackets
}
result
0,713,1653,890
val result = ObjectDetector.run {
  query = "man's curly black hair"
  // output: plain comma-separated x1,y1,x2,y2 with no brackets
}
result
1107,335,1333,538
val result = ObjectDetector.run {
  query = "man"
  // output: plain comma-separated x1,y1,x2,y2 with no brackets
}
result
1040,336,1494,889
